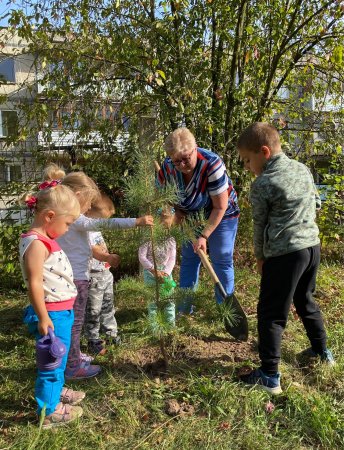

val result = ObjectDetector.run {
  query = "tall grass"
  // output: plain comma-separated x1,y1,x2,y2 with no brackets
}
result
1,260,343,450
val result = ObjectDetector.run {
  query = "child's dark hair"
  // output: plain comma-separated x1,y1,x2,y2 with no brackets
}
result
237,122,281,153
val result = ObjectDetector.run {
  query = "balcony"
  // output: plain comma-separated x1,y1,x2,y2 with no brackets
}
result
37,130,128,152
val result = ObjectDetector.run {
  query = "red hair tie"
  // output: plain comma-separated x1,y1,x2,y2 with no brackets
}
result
25,196,37,211
38,179,61,190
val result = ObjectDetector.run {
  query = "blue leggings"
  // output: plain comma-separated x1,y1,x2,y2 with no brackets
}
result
24,306,74,416
179,216,238,313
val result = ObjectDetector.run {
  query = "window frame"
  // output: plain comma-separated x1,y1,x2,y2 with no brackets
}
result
0,57,16,83
0,110,19,138
0,162,22,184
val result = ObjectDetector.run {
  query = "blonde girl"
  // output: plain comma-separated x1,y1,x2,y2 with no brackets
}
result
20,183,85,428
44,168,154,380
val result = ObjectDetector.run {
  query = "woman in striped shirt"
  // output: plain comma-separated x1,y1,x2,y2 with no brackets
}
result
157,128,240,313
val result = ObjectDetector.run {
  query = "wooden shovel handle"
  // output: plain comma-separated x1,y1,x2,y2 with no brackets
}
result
197,248,220,284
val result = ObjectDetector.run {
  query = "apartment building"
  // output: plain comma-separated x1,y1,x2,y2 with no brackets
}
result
1,28,341,216
0,28,152,219
0,29,38,221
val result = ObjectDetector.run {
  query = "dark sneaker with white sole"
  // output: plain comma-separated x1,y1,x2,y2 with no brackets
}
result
239,368,282,395
297,348,335,366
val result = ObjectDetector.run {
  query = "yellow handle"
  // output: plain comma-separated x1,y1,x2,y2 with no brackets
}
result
197,248,220,284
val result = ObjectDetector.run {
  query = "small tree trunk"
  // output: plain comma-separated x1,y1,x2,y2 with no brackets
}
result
159,336,169,369
149,226,160,303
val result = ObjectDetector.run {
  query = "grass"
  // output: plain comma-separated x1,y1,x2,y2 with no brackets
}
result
0,262,343,450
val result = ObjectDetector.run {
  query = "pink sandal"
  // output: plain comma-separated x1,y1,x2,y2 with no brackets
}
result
60,387,86,405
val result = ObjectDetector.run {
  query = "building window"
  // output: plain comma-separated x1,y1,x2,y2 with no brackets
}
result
0,110,19,137
51,107,80,130
0,57,15,83
0,163,22,184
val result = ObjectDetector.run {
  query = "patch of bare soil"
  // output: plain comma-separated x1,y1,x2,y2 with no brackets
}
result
115,334,258,376
174,334,257,363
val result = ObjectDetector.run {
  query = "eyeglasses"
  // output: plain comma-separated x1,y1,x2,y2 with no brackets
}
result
171,148,196,166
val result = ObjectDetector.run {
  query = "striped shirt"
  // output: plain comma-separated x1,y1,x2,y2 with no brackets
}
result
157,148,239,219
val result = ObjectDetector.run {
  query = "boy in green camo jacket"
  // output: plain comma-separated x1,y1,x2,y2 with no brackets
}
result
237,122,334,395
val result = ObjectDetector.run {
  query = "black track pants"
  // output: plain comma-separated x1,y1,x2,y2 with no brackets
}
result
258,245,327,374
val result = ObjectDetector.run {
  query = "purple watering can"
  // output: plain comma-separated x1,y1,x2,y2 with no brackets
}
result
36,327,67,371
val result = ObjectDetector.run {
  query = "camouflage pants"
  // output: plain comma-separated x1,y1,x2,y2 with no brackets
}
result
84,270,118,341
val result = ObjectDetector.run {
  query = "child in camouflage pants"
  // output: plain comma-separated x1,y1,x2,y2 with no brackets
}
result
84,194,121,355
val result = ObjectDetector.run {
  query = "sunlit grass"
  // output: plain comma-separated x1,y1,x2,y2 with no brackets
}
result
0,261,343,449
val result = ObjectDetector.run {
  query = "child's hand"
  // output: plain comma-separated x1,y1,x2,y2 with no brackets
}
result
38,316,54,336
107,253,121,269
156,270,166,280
136,215,154,227
256,259,264,275
148,268,164,280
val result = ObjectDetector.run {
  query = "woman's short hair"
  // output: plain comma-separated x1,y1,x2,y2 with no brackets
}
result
164,128,196,156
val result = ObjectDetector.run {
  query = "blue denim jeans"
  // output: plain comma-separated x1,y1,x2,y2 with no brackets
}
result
24,305,74,416
178,216,238,313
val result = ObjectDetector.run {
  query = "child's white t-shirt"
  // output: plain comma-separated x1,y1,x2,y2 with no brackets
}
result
57,214,136,280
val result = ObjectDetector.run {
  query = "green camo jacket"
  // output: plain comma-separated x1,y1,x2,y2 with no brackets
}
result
250,153,321,259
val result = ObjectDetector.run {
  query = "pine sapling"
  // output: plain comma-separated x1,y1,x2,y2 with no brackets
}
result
124,150,178,367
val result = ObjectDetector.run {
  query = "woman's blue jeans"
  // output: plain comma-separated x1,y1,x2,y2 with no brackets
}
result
178,216,238,313
24,306,74,416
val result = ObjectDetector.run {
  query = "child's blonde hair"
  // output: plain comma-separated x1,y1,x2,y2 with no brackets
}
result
43,163,66,181
24,185,80,218
164,128,196,156
88,192,115,218
40,164,100,212
61,172,100,210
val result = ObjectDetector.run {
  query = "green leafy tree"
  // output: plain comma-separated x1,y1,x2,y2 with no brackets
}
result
1,0,343,276
5,1,343,155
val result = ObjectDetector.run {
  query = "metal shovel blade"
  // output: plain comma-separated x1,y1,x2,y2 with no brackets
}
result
215,283,249,341
197,249,249,341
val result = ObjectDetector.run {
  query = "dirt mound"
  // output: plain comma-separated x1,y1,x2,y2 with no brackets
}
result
174,334,257,363
115,334,258,376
